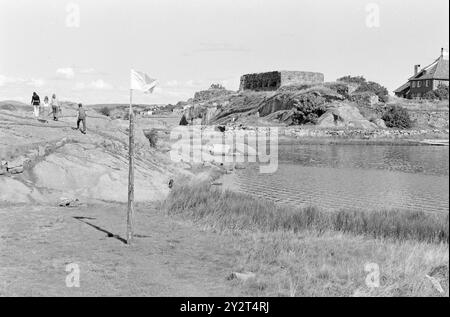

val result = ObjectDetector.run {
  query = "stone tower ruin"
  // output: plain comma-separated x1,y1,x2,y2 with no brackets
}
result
239,71,324,91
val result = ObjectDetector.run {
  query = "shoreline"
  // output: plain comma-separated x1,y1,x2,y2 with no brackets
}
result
277,136,449,146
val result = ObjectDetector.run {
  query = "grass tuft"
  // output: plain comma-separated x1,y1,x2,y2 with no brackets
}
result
164,182,449,244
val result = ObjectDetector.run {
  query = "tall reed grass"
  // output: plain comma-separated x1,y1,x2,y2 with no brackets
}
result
164,183,449,243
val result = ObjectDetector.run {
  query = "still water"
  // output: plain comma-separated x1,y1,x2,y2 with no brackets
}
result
231,144,449,214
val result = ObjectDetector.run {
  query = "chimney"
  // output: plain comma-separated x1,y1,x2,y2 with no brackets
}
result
414,64,421,75
442,48,449,60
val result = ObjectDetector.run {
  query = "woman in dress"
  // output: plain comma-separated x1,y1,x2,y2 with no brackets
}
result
42,96,49,116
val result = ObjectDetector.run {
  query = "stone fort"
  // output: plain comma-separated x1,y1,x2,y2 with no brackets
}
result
239,70,324,91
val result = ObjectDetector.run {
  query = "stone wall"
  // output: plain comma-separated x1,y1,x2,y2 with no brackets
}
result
408,109,449,129
239,71,324,91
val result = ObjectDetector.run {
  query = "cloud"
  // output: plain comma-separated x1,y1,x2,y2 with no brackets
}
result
27,78,45,87
73,79,113,91
91,79,113,90
194,42,251,53
79,68,96,74
0,74,9,86
56,67,75,79
0,74,44,88
165,80,179,87
185,79,206,87
73,82,86,90
0,74,23,86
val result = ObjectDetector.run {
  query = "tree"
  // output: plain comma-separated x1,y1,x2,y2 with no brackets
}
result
210,83,225,90
179,114,189,126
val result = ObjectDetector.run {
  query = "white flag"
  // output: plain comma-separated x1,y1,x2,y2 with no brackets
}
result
130,69,157,93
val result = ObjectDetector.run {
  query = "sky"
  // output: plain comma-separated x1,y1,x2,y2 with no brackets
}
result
0,0,448,105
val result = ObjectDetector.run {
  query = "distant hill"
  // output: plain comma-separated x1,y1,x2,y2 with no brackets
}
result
0,100,29,111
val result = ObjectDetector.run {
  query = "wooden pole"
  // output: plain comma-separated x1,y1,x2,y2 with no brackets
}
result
127,89,135,244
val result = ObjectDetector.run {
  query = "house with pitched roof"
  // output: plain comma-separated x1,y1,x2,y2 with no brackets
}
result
394,48,449,99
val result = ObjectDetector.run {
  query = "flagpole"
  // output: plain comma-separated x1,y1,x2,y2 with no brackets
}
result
127,88,135,245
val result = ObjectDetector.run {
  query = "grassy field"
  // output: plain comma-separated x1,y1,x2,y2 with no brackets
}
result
163,183,449,296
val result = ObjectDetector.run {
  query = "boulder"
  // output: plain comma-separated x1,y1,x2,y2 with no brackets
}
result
0,161,7,175
6,157,26,174
208,144,231,156
8,166,24,174
227,271,256,282
58,197,81,207
374,118,387,129
316,102,378,130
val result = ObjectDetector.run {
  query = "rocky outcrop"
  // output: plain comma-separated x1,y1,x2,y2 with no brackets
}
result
178,77,448,132
316,102,378,130
193,85,234,103
257,87,343,118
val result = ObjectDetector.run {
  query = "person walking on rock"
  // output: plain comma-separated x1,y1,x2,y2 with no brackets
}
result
76,103,87,134
42,96,50,116
31,92,40,119
50,94,59,121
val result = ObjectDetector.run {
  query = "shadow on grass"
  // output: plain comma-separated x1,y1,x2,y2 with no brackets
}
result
73,216,127,244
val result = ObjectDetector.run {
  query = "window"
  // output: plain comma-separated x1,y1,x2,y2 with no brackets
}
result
417,81,421,88
426,80,429,87
412,81,416,88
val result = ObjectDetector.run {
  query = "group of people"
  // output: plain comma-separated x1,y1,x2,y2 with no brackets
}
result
31,92,60,121
31,92,87,134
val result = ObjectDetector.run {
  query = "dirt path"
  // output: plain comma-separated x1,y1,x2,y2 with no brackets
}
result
0,203,241,296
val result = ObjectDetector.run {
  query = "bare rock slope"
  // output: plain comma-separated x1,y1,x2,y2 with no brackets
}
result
0,101,183,204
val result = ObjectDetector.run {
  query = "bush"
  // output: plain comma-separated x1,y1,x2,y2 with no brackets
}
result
210,83,225,90
337,75,366,85
291,94,327,125
338,76,389,102
381,105,413,129
99,106,111,117
143,129,158,147
423,90,438,100
324,82,350,98
355,81,389,102
435,84,449,100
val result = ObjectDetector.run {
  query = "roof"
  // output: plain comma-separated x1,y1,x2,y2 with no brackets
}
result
409,56,449,81
394,81,410,93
